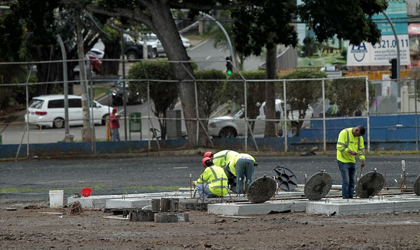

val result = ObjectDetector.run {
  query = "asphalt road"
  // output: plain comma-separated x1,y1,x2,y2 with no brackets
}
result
1,154,419,205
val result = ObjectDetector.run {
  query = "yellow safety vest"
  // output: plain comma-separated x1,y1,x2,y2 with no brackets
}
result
195,165,229,197
213,150,239,168
336,127,365,163
228,153,256,177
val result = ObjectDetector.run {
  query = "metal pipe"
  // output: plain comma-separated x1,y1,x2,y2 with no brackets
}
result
56,35,70,138
382,11,400,81
322,79,326,152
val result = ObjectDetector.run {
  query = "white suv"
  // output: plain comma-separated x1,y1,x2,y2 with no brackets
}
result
24,95,111,128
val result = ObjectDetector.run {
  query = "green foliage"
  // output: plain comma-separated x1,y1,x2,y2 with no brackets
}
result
231,1,297,57
327,78,376,116
298,0,388,45
128,59,179,113
280,69,327,126
225,70,268,119
194,69,226,118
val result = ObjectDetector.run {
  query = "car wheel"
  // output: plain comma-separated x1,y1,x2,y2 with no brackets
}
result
151,49,157,59
219,127,237,138
126,51,138,61
53,118,65,128
101,114,109,126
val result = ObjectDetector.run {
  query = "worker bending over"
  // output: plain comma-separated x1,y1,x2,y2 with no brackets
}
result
194,157,229,200
228,153,257,194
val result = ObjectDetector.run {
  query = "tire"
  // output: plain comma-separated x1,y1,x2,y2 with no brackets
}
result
150,49,157,59
101,114,109,126
126,51,138,61
219,127,237,138
53,118,65,128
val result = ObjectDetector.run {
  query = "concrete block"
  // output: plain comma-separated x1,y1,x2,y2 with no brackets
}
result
154,212,189,223
105,199,151,209
208,200,306,216
306,197,420,215
68,196,106,208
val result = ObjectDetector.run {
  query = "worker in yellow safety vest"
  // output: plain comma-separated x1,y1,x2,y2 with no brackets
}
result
336,126,366,199
194,157,229,199
227,153,258,194
203,150,239,188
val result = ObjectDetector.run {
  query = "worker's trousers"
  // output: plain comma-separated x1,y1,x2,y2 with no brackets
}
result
234,158,255,194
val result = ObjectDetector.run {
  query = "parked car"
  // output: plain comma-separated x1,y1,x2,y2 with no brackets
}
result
74,54,102,80
25,95,111,128
112,79,143,106
88,48,105,59
124,35,154,60
208,99,313,138
155,34,191,56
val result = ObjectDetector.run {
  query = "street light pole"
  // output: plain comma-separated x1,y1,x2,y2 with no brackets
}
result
200,12,237,70
382,11,400,81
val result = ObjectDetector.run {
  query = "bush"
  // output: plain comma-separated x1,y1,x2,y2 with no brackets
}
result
194,69,226,118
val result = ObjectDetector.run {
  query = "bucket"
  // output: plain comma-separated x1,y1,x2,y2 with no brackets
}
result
49,190,64,208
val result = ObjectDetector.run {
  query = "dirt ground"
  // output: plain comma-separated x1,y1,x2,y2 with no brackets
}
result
1,203,419,250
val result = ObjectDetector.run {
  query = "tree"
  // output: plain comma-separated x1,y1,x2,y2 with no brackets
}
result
297,0,387,46
224,70,267,133
128,60,180,140
195,69,226,118
280,69,327,132
327,78,376,116
231,0,298,137
83,0,388,147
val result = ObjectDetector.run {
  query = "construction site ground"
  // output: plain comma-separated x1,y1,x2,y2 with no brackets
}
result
1,203,419,250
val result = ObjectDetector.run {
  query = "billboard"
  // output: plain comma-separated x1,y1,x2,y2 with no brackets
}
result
346,1,411,66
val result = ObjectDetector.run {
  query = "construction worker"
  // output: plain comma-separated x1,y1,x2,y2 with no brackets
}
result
203,150,239,187
194,157,229,200
336,126,366,199
227,153,257,194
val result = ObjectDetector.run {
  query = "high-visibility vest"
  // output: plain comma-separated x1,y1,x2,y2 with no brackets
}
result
213,150,239,168
336,127,365,163
195,165,229,197
228,153,256,177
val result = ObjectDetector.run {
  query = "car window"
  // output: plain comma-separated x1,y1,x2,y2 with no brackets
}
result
69,99,82,108
48,100,64,109
29,99,44,109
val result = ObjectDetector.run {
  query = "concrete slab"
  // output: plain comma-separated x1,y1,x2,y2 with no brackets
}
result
67,192,191,208
306,196,420,215
208,200,306,216
105,199,151,209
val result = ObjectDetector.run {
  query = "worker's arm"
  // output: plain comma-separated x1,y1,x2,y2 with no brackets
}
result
194,169,210,185
336,130,349,154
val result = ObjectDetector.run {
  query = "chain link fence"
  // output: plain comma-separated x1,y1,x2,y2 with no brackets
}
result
1,58,419,157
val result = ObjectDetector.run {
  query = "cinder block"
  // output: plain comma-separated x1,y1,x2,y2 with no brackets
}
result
154,212,189,223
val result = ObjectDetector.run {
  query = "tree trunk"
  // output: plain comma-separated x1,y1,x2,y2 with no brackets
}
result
264,44,277,137
76,14,93,142
102,39,121,75
150,3,209,147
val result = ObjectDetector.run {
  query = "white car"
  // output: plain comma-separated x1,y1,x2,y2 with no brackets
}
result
208,99,313,138
25,95,111,128
155,34,191,56
88,48,105,59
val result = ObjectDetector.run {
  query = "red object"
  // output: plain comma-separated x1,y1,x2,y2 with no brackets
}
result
202,157,212,168
88,54,102,74
81,187,92,197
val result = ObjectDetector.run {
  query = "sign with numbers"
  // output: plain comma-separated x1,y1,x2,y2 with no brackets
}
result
347,1,410,66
